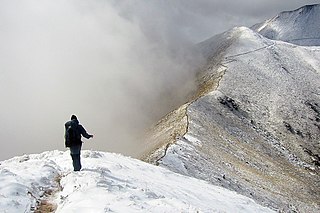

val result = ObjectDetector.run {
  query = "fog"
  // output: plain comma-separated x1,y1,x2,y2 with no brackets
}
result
0,0,318,160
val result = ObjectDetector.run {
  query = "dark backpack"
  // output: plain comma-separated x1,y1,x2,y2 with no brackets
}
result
65,121,79,147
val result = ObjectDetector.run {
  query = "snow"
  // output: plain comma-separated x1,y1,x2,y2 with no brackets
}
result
0,150,274,212
156,18,320,211
252,4,320,46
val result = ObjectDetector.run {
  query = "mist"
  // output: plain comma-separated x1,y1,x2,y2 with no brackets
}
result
0,0,204,160
1,0,318,160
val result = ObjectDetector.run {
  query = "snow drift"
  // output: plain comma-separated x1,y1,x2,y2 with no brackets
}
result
0,150,273,212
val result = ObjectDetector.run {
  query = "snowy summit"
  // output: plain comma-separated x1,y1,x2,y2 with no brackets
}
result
0,150,273,212
252,4,320,46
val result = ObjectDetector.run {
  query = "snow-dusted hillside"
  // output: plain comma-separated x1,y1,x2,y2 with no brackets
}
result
0,150,273,212
144,5,320,213
252,4,320,46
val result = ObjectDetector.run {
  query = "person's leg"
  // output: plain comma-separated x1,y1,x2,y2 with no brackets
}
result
70,154,79,171
75,154,81,171
70,144,82,171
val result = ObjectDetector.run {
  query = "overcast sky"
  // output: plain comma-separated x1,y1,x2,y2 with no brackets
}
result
0,0,318,160
111,0,320,42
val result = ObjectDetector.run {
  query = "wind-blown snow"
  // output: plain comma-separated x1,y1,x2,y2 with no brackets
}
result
0,150,273,212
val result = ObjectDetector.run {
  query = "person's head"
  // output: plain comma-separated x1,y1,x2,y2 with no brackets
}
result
71,114,77,120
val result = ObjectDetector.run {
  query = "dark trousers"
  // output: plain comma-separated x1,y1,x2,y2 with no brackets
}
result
70,144,82,171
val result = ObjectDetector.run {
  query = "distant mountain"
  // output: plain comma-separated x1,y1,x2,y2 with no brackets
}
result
143,5,320,213
252,4,320,46
0,150,273,212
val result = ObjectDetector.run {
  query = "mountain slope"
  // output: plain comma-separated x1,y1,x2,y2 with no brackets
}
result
0,150,273,212
252,4,320,46
144,15,320,213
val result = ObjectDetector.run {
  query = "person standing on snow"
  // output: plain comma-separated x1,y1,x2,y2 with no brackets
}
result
65,115,93,171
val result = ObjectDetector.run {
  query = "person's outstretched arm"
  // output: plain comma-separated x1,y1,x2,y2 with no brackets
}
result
79,125,93,139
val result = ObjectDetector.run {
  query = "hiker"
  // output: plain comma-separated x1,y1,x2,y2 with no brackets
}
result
65,115,93,171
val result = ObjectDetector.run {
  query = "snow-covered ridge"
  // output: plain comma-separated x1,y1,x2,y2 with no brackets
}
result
0,150,274,212
147,17,320,213
252,4,320,46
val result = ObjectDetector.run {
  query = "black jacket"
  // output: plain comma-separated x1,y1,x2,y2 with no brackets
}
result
65,119,92,146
